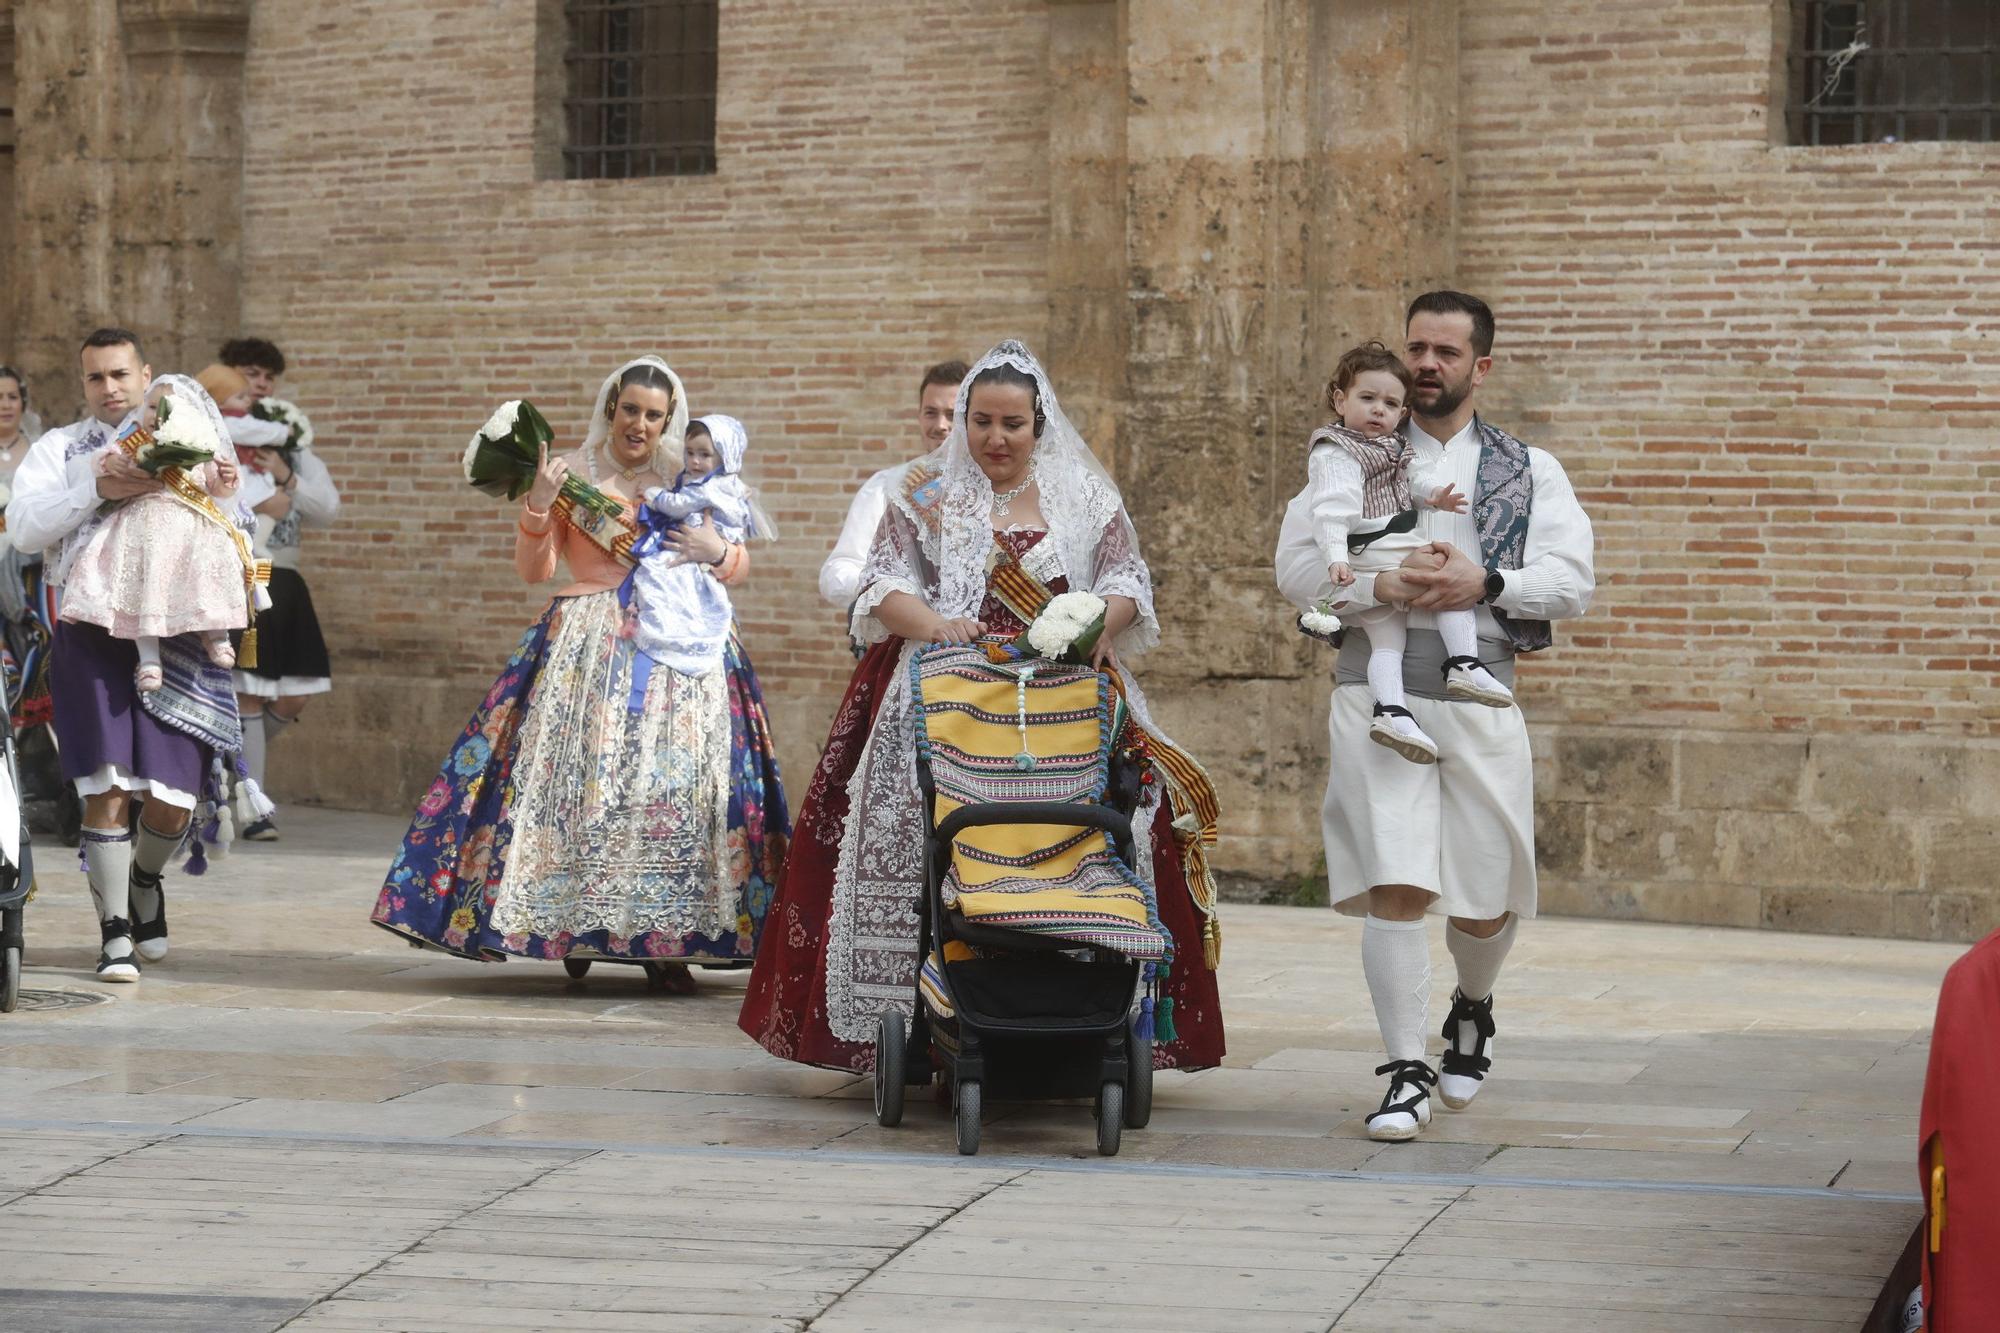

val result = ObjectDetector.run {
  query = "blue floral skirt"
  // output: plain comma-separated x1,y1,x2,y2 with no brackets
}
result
370,591,788,963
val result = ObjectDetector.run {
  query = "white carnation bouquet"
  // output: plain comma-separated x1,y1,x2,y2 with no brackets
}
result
1016,590,1108,665
1297,599,1343,646
133,394,220,474
249,396,314,453
462,398,621,518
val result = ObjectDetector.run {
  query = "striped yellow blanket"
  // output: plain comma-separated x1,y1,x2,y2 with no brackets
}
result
913,646,1168,961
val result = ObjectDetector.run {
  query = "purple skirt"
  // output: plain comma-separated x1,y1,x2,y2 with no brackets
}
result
49,620,211,796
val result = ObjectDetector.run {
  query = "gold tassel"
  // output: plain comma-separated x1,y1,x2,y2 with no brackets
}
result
239,628,258,670
1203,914,1222,970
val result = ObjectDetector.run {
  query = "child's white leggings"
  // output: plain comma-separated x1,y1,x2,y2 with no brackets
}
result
1365,609,1481,708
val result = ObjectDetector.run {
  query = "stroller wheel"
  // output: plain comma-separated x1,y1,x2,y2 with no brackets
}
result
1124,1019,1154,1129
562,957,593,980
873,1010,906,1127
953,1079,982,1156
1095,1080,1124,1157
0,943,18,1015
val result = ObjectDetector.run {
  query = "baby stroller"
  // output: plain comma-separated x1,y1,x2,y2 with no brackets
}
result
873,645,1167,1157
0,645,33,1013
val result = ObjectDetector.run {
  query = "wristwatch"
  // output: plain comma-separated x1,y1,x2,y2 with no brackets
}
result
1480,568,1505,605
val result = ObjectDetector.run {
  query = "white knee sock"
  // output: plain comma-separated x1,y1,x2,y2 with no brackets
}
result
240,714,268,789
1437,609,1478,662
83,826,134,951
136,636,161,670
1362,915,1431,1062
1367,650,1406,711
1445,915,1517,1003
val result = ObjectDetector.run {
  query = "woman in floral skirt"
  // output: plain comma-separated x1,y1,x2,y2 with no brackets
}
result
369,356,787,990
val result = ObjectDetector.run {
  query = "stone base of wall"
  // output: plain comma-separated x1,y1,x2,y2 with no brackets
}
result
293,676,1995,947
1218,724,1998,945
1533,726,1998,944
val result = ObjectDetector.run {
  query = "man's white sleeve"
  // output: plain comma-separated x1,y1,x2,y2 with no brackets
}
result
819,472,891,606
289,450,341,527
1492,448,1594,622
1277,478,1386,614
3,429,100,556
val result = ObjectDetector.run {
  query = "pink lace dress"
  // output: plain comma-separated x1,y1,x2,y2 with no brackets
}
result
60,462,250,640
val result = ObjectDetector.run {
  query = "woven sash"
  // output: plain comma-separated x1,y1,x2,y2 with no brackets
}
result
914,646,1167,961
978,536,1222,968
553,492,640,566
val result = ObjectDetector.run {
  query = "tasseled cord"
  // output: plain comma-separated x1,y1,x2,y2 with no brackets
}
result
1136,962,1177,1046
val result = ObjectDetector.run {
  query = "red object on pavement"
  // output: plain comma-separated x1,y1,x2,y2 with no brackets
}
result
1919,928,2000,1331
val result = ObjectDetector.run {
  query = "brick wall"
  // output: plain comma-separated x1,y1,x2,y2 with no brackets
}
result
238,0,1053,813
1457,1,2000,937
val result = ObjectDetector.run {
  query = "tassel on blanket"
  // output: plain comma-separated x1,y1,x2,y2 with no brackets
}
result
235,777,276,823
1156,995,1177,1047
183,836,208,876
1136,964,1158,1043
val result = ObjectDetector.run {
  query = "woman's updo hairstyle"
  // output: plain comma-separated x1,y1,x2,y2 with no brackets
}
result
604,360,678,418
0,365,25,408
968,361,1045,439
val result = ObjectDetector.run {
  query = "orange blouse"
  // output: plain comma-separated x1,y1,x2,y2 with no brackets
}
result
515,498,750,598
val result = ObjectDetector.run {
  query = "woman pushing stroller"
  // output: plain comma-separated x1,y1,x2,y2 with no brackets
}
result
739,340,1226,1080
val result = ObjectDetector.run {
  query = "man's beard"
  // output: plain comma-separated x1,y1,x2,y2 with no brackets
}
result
1413,376,1471,420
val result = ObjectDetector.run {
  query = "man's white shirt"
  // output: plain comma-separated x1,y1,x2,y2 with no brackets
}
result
820,463,909,606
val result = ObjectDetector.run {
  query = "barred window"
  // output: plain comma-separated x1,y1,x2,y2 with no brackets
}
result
1788,1,1999,144
563,0,717,179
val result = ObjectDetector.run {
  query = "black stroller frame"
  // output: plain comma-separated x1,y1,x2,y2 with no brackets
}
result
1,660,35,1014
873,734,1156,1156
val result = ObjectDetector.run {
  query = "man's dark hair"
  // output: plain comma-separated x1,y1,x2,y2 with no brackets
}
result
80,327,145,361
220,337,287,376
1405,290,1495,358
918,360,970,399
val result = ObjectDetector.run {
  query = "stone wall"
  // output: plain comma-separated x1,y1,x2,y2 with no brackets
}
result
8,0,252,415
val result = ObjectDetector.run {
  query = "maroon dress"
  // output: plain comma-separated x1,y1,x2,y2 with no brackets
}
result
737,529,1224,1071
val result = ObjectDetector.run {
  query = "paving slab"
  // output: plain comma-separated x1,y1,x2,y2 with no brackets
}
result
0,807,1955,1330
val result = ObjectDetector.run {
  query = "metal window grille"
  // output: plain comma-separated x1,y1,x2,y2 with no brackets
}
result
564,0,717,179
1790,1,1999,144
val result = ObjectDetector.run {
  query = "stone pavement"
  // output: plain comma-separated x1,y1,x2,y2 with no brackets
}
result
0,808,1955,1331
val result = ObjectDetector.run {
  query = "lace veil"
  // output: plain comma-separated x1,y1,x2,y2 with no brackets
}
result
143,373,232,455
870,339,1157,652
580,355,689,480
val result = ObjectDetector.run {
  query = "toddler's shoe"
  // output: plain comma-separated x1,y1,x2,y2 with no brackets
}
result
1443,657,1514,708
134,663,164,693
1369,704,1438,765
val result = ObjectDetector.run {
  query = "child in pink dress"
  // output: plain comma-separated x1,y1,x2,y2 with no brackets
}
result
59,374,258,692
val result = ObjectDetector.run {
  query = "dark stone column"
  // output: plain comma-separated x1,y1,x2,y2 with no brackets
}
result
1045,0,1462,893
12,0,248,417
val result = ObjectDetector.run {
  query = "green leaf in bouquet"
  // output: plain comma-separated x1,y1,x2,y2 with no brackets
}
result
136,442,217,475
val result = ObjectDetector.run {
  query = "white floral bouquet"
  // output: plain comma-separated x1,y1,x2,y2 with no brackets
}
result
132,394,220,474
1297,599,1343,646
249,397,314,453
1017,591,1108,665
462,399,621,518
